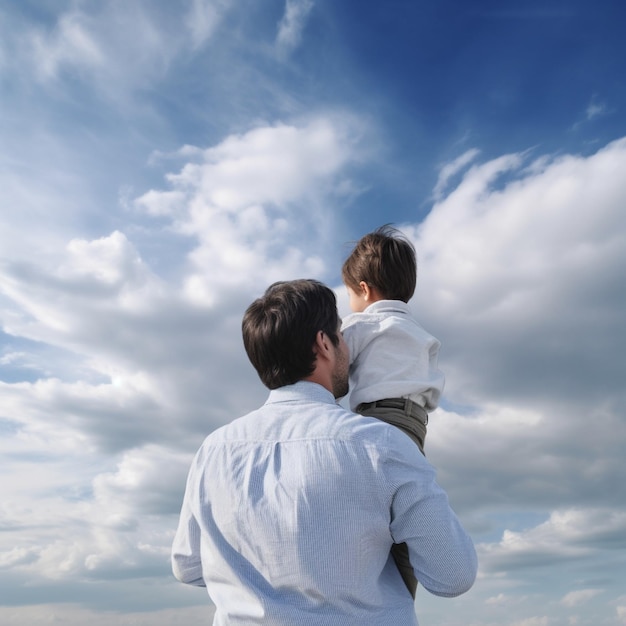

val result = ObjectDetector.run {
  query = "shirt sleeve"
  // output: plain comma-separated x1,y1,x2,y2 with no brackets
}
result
385,439,477,597
171,467,206,587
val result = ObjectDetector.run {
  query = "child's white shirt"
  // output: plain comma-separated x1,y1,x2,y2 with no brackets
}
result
341,300,445,413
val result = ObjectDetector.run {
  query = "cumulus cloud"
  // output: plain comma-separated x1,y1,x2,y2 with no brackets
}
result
2,31,625,613
0,443,189,586
135,116,363,304
1,231,164,347
410,138,626,410
92,445,192,516
479,508,626,573
390,139,626,609
0,114,367,604
0,114,367,464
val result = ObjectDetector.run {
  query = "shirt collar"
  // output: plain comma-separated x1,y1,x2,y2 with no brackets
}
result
363,299,410,314
266,381,337,405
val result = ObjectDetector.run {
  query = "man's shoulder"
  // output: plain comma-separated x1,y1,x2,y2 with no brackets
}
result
203,397,405,450
196,402,432,490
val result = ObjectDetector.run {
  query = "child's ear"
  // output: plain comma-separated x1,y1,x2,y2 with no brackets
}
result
359,281,371,300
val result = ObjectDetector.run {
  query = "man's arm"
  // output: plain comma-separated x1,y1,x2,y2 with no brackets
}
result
387,445,478,597
171,473,206,587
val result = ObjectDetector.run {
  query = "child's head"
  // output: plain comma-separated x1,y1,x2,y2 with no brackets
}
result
342,225,416,309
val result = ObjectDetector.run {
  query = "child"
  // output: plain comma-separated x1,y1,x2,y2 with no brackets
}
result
340,224,445,598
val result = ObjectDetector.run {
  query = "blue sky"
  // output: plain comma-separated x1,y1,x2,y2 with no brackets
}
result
1,1,626,625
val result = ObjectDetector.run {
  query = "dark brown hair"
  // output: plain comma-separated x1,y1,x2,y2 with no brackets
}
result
242,279,340,389
342,225,417,302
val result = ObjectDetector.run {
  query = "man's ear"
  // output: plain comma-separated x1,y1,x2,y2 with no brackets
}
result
314,330,332,360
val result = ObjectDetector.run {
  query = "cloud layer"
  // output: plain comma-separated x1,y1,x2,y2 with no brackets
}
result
1,2,625,625
3,122,625,624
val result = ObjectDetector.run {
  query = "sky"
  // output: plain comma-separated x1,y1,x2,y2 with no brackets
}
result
1,1,625,624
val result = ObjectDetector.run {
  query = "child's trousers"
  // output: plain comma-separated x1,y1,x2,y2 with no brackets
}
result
356,397,428,599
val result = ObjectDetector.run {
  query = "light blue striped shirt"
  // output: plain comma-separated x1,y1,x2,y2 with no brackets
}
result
172,381,477,625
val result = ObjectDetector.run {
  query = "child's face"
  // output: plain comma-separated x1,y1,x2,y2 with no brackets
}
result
346,285,369,313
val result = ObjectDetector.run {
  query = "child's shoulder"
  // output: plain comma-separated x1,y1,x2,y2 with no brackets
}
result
341,310,368,331
342,302,406,332
345,300,410,322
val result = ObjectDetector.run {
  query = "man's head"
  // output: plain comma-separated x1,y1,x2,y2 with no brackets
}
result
342,225,417,304
242,279,348,397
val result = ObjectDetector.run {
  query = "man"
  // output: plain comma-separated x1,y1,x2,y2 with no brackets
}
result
172,279,477,625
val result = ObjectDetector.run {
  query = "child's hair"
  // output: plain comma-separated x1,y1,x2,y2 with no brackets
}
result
342,225,417,303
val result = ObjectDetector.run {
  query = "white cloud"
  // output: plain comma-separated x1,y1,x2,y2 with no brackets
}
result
560,589,603,607
511,618,550,626
14,2,232,100
2,5,626,611
1,231,166,342
26,6,165,89
0,129,100,263
394,142,626,615
276,0,315,57
410,138,626,409
0,546,39,569
0,113,368,600
0,0,622,622
92,445,192,517
486,592,508,605
478,508,626,573
0,443,189,584
134,190,188,217
426,400,625,520
30,11,105,80
586,97,608,121
135,116,363,304
60,231,157,290
184,0,232,50
433,148,481,200
0,604,215,626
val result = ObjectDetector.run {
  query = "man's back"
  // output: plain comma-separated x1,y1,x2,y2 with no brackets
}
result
172,381,476,625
